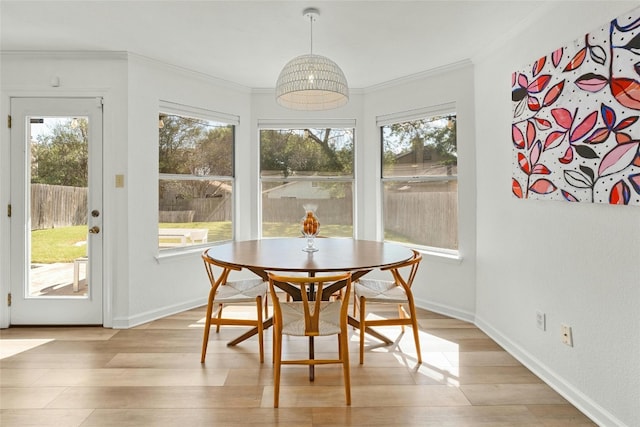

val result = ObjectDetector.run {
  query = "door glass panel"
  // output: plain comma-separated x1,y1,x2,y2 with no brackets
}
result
28,116,89,298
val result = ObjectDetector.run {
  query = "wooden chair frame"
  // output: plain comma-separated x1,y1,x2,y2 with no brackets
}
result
201,252,267,363
354,250,423,364
268,272,352,408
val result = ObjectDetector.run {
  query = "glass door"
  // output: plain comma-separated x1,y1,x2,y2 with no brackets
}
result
9,97,103,324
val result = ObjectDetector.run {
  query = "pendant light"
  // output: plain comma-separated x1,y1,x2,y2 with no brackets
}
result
275,8,349,110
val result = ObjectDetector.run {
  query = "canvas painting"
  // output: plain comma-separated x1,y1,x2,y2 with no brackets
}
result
511,6,640,206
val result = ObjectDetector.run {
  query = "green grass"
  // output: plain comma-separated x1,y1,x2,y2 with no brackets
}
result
383,231,411,244
31,226,88,263
160,221,233,242
262,222,353,238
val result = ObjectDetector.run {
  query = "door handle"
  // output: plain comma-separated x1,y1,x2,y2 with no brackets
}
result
89,226,100,234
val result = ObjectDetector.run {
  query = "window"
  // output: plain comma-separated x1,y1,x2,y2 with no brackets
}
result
158,103,236,250
380,108,458,251
260,126,354,238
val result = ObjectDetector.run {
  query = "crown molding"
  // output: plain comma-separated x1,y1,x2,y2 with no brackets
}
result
1,50,252,93
252,87,365,95
363,59,473,93
1,50,128,61
253,60,473,95
127,52,251,93
3,50,473,95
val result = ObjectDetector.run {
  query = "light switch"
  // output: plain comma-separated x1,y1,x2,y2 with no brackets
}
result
115,174,125,188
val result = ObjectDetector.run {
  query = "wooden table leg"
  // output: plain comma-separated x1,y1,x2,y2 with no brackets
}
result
227,318,273,346
308,272,316,381
309,336,315,381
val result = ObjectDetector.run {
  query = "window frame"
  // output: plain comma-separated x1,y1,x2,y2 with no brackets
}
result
258,119,356,239
378,103,459,255
157,101,238,255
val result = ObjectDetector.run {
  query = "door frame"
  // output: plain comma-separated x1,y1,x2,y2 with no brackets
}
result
1,94,113,327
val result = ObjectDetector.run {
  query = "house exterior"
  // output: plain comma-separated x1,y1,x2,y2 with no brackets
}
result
263,181,332,200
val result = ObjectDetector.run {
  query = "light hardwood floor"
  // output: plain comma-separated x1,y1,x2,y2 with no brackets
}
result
1,305,595,426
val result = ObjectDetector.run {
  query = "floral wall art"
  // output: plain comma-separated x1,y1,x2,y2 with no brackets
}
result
511,6,640,206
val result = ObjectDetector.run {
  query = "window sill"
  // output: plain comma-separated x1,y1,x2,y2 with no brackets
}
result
418,247,463,264
389,241,463,264
154,244,209,263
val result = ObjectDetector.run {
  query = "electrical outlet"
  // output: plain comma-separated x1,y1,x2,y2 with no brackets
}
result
561,324,573,347
536,310,546,331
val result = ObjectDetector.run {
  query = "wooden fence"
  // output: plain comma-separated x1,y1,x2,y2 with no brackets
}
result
31,183,88,230
384,191,458,248
162,196,355,225
261,197,353,224
262,193,457,249
32,184,233,227
32,184,457,248
160,194,232,222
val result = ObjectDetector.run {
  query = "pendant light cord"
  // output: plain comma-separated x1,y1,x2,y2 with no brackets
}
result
309,14,314,55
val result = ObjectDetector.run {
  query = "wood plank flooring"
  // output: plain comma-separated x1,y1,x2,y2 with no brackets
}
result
0,305,596,426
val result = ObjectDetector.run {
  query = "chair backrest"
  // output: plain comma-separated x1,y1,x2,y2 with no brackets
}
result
382,249,422,291
202,250,241,291
268,272,352,337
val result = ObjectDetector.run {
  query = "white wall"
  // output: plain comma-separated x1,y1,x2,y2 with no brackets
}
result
0,53,485,332
364,63,477,320
121,55,252,327
473,2,640,426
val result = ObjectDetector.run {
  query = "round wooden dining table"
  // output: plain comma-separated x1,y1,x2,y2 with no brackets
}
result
204,237,414,378
206,236,413,275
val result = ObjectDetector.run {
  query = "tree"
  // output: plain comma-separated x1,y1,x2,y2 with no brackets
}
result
159,114,234,199
31,118,88,187
158,115,203,175
260,128,353,178
384,115,457,169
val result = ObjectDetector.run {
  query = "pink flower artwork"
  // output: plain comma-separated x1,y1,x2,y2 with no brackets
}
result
511,6,640,206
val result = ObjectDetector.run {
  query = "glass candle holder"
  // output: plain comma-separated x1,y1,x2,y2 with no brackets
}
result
301,207,320,252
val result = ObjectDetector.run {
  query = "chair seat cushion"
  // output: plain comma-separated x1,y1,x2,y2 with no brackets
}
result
355,279,408,303
280,301,342,336
216,278,267,302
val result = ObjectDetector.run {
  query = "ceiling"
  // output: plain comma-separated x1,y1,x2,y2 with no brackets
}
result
1,1,552,89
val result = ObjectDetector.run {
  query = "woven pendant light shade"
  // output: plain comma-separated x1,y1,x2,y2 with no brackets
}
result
276,54,349,110
275,8,349,111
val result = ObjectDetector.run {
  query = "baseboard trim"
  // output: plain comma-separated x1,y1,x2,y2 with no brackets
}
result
111,297,206,329
475,315,627,427
414,297,475,323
